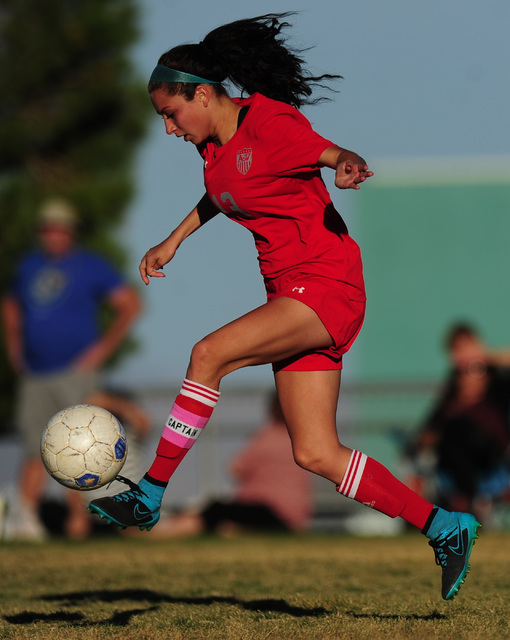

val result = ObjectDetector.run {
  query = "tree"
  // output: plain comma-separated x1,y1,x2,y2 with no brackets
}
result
0,0,150,429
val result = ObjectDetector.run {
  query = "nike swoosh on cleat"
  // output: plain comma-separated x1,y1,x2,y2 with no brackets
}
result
448,524,465,556
133,504,154,522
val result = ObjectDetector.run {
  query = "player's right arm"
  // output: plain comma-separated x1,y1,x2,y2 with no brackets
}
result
139,193,219,285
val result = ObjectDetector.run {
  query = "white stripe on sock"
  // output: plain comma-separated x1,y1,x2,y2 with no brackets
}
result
180,379,220,407
347,452,367,499
338,450,368,499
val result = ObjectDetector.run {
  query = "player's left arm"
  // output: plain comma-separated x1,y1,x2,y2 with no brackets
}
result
318,145,373,190
74,285,142,371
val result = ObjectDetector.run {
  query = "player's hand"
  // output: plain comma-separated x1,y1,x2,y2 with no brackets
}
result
139,237,177,285
335,151,373,190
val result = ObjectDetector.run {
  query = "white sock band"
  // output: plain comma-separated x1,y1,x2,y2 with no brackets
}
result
180,378,220,408
337,450,368,499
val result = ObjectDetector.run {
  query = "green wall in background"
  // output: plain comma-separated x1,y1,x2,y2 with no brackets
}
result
351,171,510,382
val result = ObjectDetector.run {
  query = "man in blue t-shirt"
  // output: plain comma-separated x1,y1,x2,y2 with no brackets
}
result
2,198,141,540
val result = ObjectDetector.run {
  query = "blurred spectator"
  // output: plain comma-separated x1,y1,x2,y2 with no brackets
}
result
410,322,510,525
1,198,141,540
143,393,314,538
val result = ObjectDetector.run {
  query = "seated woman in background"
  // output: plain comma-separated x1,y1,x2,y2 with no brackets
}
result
415,322,510,524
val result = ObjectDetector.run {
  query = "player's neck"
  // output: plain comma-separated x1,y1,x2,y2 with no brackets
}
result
210,96,243,147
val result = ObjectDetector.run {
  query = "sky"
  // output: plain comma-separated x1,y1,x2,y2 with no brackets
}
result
109,0,510,389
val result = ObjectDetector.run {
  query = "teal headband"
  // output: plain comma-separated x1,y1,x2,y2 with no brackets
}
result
149,65,221,85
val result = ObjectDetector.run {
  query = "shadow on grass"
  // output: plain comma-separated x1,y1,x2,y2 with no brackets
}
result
346,610,447,621
4,588,329,627
3,607,157,627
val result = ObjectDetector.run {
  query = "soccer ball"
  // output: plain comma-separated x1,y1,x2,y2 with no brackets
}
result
40,404,127,490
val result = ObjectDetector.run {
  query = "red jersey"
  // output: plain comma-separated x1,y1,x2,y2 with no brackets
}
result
200,93,365,297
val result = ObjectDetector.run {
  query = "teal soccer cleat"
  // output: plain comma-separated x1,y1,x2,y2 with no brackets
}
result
427,511,481,600
88,476,161,531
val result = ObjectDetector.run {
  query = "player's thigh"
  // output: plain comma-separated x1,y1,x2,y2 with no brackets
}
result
194,297,333,371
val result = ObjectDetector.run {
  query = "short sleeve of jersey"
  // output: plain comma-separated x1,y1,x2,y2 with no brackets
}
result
256,108,335,177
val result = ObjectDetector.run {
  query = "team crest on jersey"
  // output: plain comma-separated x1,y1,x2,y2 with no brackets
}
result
236,148,252,175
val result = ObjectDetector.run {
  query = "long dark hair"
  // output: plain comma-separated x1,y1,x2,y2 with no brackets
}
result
148,13,341,107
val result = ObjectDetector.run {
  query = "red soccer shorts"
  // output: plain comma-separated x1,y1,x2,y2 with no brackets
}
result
266,273,366,372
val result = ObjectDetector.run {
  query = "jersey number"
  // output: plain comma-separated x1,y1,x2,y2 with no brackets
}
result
211,193,252,220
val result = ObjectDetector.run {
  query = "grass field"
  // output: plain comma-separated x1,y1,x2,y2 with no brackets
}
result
1,530,509,640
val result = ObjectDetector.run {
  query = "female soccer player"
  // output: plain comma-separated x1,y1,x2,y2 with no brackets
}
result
89,13,480,600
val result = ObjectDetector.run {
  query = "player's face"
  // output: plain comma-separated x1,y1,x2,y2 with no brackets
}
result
150,88,211,145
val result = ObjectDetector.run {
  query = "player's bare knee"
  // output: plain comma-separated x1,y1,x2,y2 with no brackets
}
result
188,337,224,382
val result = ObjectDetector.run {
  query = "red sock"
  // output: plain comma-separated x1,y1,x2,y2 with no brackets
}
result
337,450,434,530
146,379,220,484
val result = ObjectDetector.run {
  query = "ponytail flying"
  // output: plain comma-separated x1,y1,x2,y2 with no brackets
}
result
148,13,341,108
